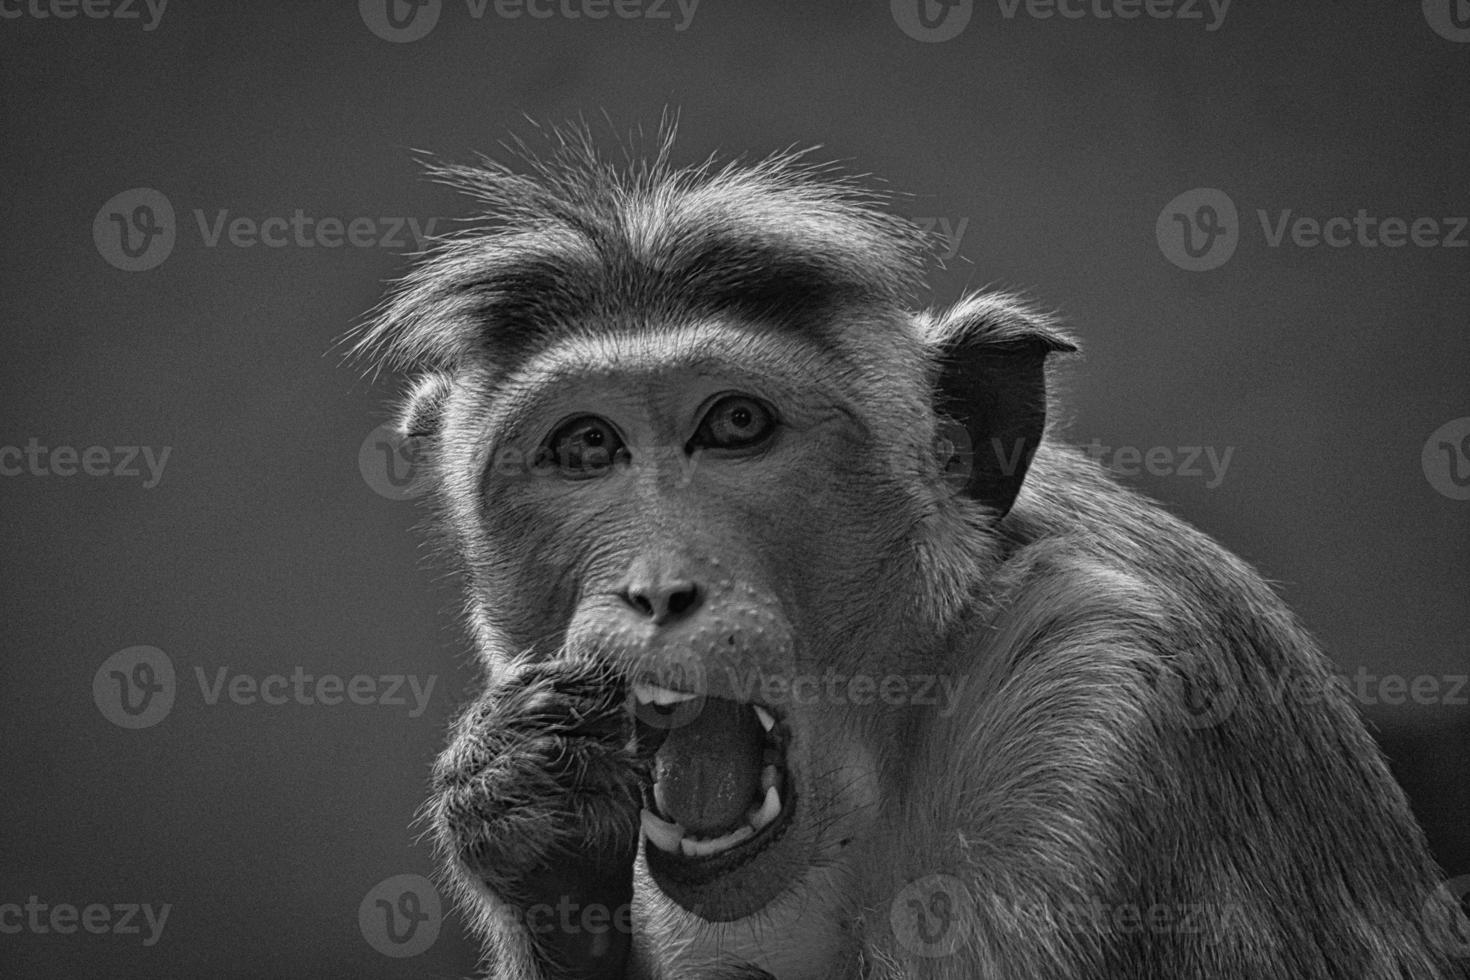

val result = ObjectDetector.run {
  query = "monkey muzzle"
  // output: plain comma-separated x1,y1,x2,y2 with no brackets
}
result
631,684,792,873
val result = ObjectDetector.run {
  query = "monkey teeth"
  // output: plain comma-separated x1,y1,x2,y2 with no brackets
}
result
633,683,700,707
641,808,685,853
748,785,780,829
680,823,755,858
641,782,785,859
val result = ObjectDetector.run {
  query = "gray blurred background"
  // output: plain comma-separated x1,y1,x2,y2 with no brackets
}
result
1,1,1467,976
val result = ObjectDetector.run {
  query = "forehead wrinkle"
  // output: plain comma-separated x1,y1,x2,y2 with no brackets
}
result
493,320,855,421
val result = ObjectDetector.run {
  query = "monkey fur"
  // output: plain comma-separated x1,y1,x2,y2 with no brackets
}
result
360,127,1470,980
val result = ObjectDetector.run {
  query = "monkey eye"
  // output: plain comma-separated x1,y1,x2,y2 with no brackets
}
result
538,415,628,478
691,395,776,452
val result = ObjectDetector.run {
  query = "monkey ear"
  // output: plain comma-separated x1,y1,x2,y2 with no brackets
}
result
927,295,1077,517
398,372,455,438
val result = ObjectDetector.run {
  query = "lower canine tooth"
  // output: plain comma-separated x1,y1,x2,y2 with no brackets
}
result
679,823,754,858
749,785,781,831
641,808,685,853
653,779,671,817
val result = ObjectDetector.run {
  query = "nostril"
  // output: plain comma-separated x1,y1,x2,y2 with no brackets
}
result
620,581,702,625
666,583,700,619
626,591,656,618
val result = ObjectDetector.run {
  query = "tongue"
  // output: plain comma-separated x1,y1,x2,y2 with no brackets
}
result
653,698,764,837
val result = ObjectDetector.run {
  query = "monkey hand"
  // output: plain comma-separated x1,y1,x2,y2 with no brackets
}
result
431,657,644,980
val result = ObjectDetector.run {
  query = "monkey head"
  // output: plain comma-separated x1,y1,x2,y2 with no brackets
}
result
364,144,1072,937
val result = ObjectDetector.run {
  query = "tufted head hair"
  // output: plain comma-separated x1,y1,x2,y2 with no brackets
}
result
354,123,931,379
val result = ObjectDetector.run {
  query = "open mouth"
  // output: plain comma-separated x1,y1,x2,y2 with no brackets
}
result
631,683,794,880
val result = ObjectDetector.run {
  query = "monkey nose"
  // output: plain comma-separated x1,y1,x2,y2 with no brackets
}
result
619,579,704,626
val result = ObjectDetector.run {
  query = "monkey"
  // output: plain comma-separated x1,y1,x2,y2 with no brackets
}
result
357,128,1470,979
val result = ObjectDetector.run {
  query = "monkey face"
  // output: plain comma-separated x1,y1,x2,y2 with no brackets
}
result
367,143,1083,975
396,284,1069,960
448,319,932,922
